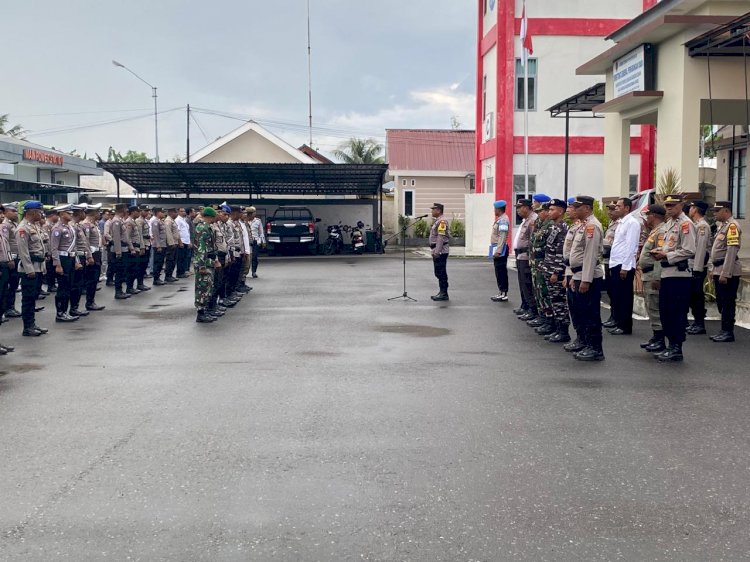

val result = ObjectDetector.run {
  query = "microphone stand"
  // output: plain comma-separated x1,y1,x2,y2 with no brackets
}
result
387,215,430,302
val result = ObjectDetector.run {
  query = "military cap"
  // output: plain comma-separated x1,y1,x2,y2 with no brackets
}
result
152,207,164,213
3,203,18,211
572,196,595,207
712,200,732,210
647,204,667,217
662,194,684,205
54,204,75,213
532,194,551,203
114,203,128,211
23,200,43,210
246,206,257,213
128,205,140,213
540,201,552,210
430,203,444,212
138,204,150,211
690,200,709,213
494,200,507,209
515,198,532,208
166,207,177,212
549,198,567,209
202,207,217,217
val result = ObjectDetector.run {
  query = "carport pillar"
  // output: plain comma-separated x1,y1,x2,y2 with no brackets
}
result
116,176,121,202
655,93,700,198
604,115,632,197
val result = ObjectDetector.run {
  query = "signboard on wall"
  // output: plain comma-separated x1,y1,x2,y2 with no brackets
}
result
22,148,64,167
613,44,655,98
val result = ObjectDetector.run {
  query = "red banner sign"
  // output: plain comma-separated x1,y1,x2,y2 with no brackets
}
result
23,148,64,167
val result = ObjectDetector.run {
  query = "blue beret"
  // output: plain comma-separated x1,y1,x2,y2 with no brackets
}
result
494,200,507,209
533,194,551,203
220,204,232,213
23,200,43,210
567,197,576,205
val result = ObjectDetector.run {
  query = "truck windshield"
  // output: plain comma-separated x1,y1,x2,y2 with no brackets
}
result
273,209,313,220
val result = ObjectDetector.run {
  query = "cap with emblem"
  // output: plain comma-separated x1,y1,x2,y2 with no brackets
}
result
202,207,217,217
712,200,732,210
532,194,551,204
128,205,139,213
114,203,128,211
572,196,595,207
494,200,507,209
540,201,551,210
690,200,709,213
516,198,532,208
4,203,18,212
23,200,43,211
138,204,150,211
549,198,567,209
54,204,74,213
152,207,164,213
647,204,667,217
662,194,684,205
431,203,444,212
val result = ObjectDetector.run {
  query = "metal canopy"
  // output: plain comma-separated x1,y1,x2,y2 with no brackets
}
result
0,178,101,195
100,162,388,197
547,83,606,118
687,11,750,57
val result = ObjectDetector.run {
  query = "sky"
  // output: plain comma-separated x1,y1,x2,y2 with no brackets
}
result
2,0,477,161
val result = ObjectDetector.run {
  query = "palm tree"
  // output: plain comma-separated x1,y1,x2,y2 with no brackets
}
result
0,114,26,139
332,138,385,164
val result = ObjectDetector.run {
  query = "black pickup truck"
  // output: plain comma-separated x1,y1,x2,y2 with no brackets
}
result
265,206,321,255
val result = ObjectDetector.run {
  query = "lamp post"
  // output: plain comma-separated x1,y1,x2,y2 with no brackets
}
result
112,60,159,162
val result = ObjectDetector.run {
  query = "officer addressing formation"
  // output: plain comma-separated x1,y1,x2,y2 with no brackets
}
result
0,200,260,352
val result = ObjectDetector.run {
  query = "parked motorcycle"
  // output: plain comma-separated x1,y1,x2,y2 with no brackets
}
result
351,221,366,254
323,223,344,255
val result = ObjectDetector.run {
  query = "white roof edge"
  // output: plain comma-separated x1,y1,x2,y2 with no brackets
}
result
190,121,318,164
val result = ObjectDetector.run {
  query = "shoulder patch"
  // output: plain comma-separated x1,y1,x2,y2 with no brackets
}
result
681,221,690,234
699,226,706,236
727,223,740,246
437,221,447,235
585,225,595,239
54,231,60,237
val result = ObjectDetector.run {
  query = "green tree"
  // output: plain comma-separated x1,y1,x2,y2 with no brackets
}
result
0,114,26,139
332,138,385,164
107,147,153,163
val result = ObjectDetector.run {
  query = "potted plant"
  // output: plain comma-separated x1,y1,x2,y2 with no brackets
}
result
450,218,466,247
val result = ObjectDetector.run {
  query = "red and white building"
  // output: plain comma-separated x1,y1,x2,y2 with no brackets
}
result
475,0,661,204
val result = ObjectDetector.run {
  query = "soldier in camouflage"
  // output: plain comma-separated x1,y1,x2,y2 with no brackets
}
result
194,207,219,323
542,199,570,343
528,200,554,334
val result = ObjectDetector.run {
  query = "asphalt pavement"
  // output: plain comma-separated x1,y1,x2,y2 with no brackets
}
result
1,254,749,561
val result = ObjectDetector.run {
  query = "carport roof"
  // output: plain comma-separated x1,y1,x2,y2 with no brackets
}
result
99,162,388,196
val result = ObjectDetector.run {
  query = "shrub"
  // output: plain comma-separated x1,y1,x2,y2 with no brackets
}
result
413,218,429,238
450,218,465,238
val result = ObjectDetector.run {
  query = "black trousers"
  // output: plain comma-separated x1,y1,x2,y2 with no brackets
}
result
137,247,150,286
604,263,614,304
0,265,9,320
432,253,448,293
69,256,86,311
251,241,260,274
110,253,127,293
714,275,740,333
125,252,139,289
493,255,509,293
176,246,188,276
566,278,580,334
572,277,603,351
517,259,535,312
4,258,19,312
106,249,116,283
85,251,102,304
20,272,38,329
226,256,242,293
609,265,635,333
55,256,74,314
210,260,226,307
659,277,691,346
152,248,166,280
165,246,177,278
689,271,707,323
46,259,57,289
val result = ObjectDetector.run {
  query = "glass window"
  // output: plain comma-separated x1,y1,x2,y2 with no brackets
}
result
403,190,415,217
730,148,747,219
515,59,537,111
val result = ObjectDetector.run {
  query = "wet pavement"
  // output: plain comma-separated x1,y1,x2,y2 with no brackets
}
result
1,255,749,561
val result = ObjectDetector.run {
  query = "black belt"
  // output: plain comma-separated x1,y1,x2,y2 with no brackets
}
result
602,249,611,258
571,266,583,274
713,259,725,267
31,255,45,263
661,260,688,271
430,244,437,249
641,265,654,273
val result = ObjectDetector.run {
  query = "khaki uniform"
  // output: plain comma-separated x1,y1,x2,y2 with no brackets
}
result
568,215,604,353
638,223,667,331
515,211,537,314
429,215,450,296
710,218,743,335
658,213,696,347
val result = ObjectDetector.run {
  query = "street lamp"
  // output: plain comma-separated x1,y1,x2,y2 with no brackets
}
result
112,59,159,162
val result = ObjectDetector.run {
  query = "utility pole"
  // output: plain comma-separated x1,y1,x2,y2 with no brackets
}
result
186,104,191,163
307,0,313,147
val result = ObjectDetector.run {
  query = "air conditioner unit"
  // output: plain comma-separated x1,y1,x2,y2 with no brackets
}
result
484,112,495,142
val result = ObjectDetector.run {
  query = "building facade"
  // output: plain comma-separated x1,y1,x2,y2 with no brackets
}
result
475,0,651,207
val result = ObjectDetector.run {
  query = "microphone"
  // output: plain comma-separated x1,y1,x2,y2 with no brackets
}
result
416,214,429,219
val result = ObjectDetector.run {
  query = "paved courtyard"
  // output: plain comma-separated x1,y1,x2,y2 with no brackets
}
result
1,254,749,561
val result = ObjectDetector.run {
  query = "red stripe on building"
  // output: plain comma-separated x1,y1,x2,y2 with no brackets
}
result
511,136,643,155
495,0,516,201
512,18,631,37
481,24,498,56
639,0,658,190
475,0,485,194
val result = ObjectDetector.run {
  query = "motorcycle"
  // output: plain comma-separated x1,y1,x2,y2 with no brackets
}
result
323,223,344,255
351,221,366,254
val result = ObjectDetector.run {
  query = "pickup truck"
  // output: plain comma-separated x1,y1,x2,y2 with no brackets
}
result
265,206,321,255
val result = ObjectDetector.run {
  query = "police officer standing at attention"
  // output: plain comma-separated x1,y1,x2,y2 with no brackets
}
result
568,196,605,362
1,204,21,319
686,200,711,335
16,201,49,337
110,203,131,300
50,205,80,322
429,203,450,301
638,205,668,353
150,208,168,285
164,208,180,283
562,198,586,353
490,200,510,303
514,199,537,320
136,205,152,292
82,205,106,311
709,201,743,343
649,194,696,362
124,206,143,295
68,206,94,318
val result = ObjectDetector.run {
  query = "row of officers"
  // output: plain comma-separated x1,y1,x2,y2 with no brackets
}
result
490,193,743,363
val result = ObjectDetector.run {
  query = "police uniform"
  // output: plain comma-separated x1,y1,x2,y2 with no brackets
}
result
0,208,14,352
43,214,59,291
82,208,105,311
109,204,131,298
125,208,143,294
50,205,81,321
164,210,180,282
69,211,93,317
15,202,48,336
210,213,230,310
709,201,743,342
104,215,115,285
0,207,21,317
514,201,537,320
654,195,697,362
490,200,510,302
226,209,245,296
150,210,168,285
562,200,585,353
638,205,668,352
568,196,605,361
136,207,152,290
687,201,711,334
541,199,570,343
428,203,450,301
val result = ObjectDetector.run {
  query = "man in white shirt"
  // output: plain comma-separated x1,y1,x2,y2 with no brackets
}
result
248,207,265,278
175,208,192,278
607,197,641,335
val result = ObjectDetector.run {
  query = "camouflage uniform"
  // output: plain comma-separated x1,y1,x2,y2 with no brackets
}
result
543,219,569,332
193,217,214,310
531,216,554,319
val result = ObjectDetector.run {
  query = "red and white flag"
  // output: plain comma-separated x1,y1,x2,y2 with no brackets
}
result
520,1,534,66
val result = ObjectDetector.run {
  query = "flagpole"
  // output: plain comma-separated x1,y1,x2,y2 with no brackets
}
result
524,56,529,199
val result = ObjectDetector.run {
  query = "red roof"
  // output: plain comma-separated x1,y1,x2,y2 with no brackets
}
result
298,144,333,164
386,129,475,172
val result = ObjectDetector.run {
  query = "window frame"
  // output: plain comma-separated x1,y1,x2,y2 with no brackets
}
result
729,147,747,219
514,58,538,112
402,189,416,218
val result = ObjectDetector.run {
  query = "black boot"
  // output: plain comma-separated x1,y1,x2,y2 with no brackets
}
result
687,322,706,335
711,331,735,343
574,347,605,362
640,330,662,349
644,331,666,353
527,316,546,328
536,319,556,336
519,311,536,321
431,292,449,302
86,302,106,311
656,343,683,362
196,309,215,323
548,323,571,344
564,338,586,353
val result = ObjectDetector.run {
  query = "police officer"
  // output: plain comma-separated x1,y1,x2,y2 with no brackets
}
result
428,203,450,301
82,205,106,311
602,203,619,328
568,196,605,362
164,208,180,283
210,207,231,312
1,204,21,318
150,208,168,285
686,200,711,335
514,199,537,320
649,194,697,362
16,201,49,337
50,205,80,322
638,205,668,353
563,197,586,353
542,199,570,343
109,203,131,300
136,205,152,291
125,206,143,295
709,201,743,343
69,206,94,318
490,200,510,302
43,209,59,292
